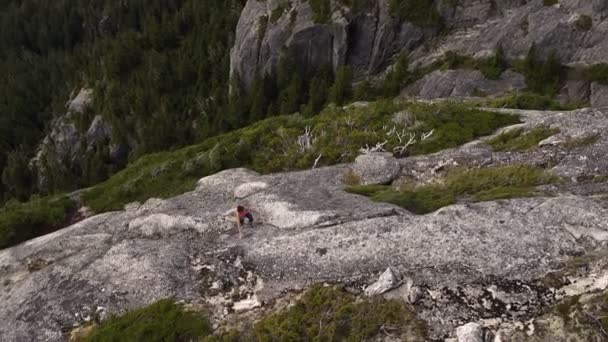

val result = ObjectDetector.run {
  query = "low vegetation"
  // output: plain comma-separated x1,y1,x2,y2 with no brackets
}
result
81,299,212,342
347,165,559,214
389,0,441,28
82,101,519,212
0,195,75,249
590,63,608,85
442,49,508,80
80,285,427,342
252,285,426,341
488,126,559,151
483,92,581,110
575,15,593,31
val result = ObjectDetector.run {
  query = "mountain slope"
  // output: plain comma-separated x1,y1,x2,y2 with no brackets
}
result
2,104,608,340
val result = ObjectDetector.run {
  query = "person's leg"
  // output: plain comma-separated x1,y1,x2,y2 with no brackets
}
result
246,213,254,226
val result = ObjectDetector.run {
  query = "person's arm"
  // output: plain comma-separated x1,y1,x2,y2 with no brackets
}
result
235,210,242,238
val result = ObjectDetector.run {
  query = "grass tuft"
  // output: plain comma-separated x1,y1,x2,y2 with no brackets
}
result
488,126,559,152
347,165,559,214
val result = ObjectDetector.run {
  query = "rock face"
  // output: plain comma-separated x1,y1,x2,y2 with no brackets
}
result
590,82,608,107
456,322,484,342
403,69,526,99
231,0,608,93
230,0,430,90
31,88,125,191
415,0,608,68
5,107,608,341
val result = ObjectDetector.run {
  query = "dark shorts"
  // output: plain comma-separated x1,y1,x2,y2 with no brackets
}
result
239,212,253,224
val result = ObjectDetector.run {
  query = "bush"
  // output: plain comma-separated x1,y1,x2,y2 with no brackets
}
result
82,299,211,342
309,0,332,23
519,46,563,96
347,165,559,214
389,0,441,28
575,15,592,31
253,285,427,341
0,195,75,249
488,126,559,151
590,63,608,85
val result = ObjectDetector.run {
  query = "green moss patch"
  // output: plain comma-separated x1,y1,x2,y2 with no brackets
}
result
347,165,559,214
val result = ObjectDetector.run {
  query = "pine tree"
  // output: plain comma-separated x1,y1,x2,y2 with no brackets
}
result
328,66,353,106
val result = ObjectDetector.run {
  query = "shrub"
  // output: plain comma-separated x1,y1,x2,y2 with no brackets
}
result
519,46,563,96
575,15,592,31
82,299,211,342
253,285,427,341
590,63,608,85
389,0,441,28
0,195,75,249
488,126,560,151
477,46,507,80
309,0,332,23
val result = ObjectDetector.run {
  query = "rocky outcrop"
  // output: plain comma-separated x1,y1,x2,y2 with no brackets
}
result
403,69,526,99
5,106,608,340
231,0,608,94
590,82,608,107
230,0,431,89
414,0,608,68
31,88,126,191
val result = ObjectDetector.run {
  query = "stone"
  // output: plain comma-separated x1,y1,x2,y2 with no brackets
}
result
233,295,262,312
352,152,401,185
591,82,608,107
456,322,484,342
86,115,112,150
67,88,93,114
364,267,398,296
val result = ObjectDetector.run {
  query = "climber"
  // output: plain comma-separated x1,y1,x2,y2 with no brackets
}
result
236,205,254,238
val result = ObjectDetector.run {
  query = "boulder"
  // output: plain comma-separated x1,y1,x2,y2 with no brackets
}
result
352,152,401,185
456,322,484,342
67,88,93,114
590,82,608,107
364,267,399,296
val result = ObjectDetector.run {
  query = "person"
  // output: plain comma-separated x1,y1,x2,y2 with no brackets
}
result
236,205,254,238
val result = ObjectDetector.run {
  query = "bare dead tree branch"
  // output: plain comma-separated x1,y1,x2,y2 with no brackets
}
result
312,154,323,169
393,133,416,155
297,126,314,153
359,141,388,154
